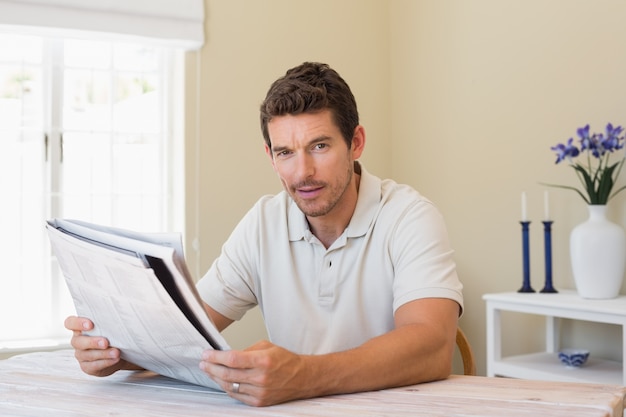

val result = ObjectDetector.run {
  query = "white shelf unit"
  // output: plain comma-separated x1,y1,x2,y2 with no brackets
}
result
483,290,626,385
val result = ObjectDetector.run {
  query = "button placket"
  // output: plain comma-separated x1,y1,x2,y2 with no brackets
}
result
318,253,335,303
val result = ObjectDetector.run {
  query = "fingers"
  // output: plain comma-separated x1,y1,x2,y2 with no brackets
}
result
200,350,240,379
202,348,249,368
65,316,106,351
200,349,274,405
199,362,260,405
64,315,122,377
200,350,249,391
64,315,93,334
71,332,111,352
75,348,123,377
72,332,123,377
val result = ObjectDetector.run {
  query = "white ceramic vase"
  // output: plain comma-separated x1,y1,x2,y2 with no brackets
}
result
570,205,626,299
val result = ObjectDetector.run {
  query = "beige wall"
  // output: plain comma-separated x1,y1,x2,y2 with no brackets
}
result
389,0,626,373
187,0,626,375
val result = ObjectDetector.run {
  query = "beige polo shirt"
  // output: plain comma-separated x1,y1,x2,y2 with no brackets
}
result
196,164,463,355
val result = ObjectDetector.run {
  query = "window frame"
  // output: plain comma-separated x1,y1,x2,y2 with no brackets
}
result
0,34,185,354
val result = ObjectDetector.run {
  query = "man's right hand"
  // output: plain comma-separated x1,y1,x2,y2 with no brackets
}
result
64,316,142,377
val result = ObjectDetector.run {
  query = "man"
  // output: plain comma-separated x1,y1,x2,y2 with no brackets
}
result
65,62,463,407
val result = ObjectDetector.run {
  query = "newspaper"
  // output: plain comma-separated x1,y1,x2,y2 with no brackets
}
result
46,219,230,391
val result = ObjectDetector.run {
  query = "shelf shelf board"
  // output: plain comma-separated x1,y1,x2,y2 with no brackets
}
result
483,291,626,324
492,352,622,385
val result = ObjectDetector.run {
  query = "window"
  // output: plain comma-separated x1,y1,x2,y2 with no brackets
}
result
0,33,183,348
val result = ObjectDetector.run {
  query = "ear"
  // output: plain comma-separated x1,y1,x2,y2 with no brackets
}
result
264,143,277,171
350,125,366,160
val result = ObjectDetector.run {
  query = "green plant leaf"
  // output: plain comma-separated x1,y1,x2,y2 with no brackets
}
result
540,182,591,204
572,164,597,203
597,163,619,204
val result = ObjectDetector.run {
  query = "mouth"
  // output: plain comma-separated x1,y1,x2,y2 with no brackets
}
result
294,184,324,199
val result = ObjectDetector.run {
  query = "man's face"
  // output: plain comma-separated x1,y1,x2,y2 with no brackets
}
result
265,110,363,219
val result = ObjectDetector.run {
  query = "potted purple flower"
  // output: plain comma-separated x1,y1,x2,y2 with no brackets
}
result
548,123,626,204
547,123,626,299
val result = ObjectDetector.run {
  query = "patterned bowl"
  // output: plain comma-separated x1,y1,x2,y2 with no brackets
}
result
558,349,590,367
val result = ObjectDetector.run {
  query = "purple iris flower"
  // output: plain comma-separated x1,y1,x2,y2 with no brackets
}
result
578,124,604,158
602,123,624,152
551,138,580,164
577,124,590,142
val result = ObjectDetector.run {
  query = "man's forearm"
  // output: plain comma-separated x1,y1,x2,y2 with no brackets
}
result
299,322,456,399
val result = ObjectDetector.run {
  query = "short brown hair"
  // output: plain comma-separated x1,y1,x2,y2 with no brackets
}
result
260,62,359,150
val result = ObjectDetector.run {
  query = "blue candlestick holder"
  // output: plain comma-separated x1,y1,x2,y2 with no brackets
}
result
518,221,535,293
540,220,557,293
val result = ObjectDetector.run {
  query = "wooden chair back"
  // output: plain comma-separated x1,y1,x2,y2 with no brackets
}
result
456,327,476,376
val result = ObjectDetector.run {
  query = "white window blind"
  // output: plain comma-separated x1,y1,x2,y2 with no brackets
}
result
0,0,204,49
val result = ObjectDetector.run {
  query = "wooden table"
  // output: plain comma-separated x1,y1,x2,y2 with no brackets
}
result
1,350,625,417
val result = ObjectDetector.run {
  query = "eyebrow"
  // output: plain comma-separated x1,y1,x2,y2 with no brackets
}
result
271,135,332,154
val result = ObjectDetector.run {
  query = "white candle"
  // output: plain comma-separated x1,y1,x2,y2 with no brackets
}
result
521,191,528,221
544,190,550,221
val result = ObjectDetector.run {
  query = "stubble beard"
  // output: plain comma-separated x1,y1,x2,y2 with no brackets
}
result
290,164,354,218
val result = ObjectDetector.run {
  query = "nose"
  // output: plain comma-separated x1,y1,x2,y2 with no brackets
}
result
295,152,315,181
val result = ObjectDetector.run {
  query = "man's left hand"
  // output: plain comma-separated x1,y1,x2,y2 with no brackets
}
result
200,340,307,406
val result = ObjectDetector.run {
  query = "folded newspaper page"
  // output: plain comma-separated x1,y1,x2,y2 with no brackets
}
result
46,219,230,391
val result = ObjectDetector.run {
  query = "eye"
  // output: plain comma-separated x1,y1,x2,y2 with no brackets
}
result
275,149,292,158
314,143,328,150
